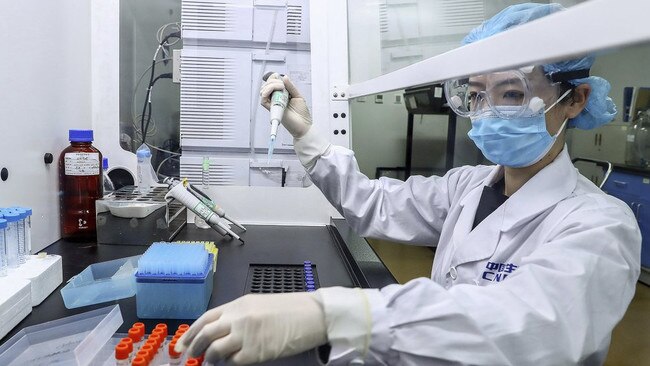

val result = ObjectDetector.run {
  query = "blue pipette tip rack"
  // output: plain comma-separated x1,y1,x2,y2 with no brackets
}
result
135,243,214,319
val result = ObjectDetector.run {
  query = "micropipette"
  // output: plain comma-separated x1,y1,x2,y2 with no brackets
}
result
263,72,288,163
164,178,245,243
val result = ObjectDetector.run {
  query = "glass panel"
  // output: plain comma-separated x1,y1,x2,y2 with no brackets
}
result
119,0,182,178
347,0,587,84
349,42,650,181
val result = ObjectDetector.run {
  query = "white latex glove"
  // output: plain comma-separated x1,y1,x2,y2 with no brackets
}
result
260,74,330,169
174,292,328,365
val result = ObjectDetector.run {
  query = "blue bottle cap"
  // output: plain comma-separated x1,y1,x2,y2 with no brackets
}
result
9,209,26,219
69,129,94,142
306,280,315,286
137,149,152,158
0,219,6,229
307,289,315,292
305,275,314,280
9,206,32,216
1,211,20,222
102,157,109,170
303,261,312,265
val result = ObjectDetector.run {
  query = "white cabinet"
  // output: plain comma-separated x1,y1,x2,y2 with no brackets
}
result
568,124,628,164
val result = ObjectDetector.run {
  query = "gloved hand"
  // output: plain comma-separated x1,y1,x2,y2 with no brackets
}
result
174,292,328,365
260,74,312,139
260,74,330,169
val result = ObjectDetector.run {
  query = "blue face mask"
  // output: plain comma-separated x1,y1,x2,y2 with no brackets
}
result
468,91,570,168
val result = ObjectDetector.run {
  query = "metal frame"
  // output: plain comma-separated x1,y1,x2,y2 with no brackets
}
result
91,0,137,180
309,0,351,148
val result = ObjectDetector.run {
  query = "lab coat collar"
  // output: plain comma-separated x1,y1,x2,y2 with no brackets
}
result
450,147,577,267
500,146,578,231
450,146,577,266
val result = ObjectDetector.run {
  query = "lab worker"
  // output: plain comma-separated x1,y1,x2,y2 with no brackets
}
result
176,3,641,365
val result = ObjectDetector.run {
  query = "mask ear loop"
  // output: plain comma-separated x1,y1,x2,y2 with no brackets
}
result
523,90,572,167
544,89,572,113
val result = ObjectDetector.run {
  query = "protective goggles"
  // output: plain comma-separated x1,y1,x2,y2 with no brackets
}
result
444,66,589,119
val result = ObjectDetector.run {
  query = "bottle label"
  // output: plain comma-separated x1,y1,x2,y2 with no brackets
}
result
65,153,100,176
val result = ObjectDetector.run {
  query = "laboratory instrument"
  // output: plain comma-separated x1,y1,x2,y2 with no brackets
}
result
164,178,246,242
178,1,311,187
135,243,214,319
59,129,103,241
60,255,140,309
263,72,289,163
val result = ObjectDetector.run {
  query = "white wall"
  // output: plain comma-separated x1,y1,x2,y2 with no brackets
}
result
0,1,93,252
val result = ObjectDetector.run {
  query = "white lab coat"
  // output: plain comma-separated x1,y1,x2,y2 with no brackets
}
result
310,145,641,365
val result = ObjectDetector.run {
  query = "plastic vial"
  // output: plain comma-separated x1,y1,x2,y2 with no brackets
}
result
169,340,182,365
136,148,154,195
2,211,21,268
103,157,115,195
21,207,32,255
11,209,27,264
131,355,148,366
0,219,7,276
115,342,130,365
9,207,32,257
120,337,134,355
59,129,103,241
185,358,200,366
128,327,143,350
134,351,150,365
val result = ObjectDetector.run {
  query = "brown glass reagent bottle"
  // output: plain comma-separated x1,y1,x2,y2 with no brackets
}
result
58,129,103,241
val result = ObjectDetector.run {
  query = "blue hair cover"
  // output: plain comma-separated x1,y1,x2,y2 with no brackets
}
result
463,3,617,129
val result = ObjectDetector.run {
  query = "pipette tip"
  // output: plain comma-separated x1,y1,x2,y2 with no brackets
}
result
267,138,275,164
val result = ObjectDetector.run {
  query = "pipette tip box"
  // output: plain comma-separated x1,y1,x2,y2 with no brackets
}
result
135,243,214,319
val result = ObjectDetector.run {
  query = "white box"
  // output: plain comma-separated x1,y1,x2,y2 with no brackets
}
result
0,277,32,340
7,254,63,306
